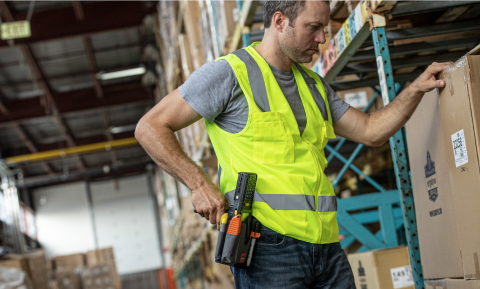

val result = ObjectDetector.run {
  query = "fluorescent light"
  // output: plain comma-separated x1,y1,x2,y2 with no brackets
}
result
97,67,146,80
110,124,137,134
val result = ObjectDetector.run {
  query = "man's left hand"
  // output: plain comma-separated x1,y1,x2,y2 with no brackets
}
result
412,62,453,93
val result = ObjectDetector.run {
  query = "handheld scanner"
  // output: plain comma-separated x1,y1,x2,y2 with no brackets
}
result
227,215,242,235
233,173,257,216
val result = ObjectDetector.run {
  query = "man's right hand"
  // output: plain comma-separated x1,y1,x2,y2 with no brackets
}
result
192,182,229,230
135,89,229,230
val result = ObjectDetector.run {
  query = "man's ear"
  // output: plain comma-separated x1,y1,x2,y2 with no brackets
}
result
272,11,287,32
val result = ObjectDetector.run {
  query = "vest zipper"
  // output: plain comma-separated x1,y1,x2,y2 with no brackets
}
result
302,137,324,243
301,138,321,206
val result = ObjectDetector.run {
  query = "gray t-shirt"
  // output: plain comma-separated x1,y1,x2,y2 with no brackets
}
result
179,60,349,135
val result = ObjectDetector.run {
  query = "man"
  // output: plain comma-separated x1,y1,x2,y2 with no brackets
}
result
135,1,451,288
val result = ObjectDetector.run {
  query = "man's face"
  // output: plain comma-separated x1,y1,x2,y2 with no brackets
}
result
279,0,330,63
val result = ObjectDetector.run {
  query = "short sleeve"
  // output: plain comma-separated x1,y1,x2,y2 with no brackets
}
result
178,60,237,123
317,75,350,123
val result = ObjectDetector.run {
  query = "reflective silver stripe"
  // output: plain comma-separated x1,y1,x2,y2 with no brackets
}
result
224,190,315,211
218,164,222,188
232,49,270,112
318,196,337,212
255,194,316,211
294,63,328,121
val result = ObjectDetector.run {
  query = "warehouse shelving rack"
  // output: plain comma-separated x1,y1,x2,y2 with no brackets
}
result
233,1,480,288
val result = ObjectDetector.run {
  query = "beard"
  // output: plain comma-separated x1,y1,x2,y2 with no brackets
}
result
280,27,316,64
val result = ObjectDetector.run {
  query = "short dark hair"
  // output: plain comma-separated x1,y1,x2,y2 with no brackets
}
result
263,1,307,29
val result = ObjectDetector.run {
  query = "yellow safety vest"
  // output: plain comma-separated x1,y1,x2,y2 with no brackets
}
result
205,42,339,244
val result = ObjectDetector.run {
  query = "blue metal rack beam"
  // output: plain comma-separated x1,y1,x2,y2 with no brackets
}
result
371,25,424,288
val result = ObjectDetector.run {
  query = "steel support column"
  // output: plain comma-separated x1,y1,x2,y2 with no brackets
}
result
146,165,169,289
371,25,424,288
0,170,25,254
85,181,99,249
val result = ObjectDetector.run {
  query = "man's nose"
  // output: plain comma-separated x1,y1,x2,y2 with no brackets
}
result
315,30,326,44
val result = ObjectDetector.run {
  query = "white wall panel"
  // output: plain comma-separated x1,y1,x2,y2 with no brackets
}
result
90,174,162,275
34,182,95,257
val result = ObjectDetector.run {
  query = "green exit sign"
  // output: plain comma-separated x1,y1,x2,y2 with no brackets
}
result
1,21,31,40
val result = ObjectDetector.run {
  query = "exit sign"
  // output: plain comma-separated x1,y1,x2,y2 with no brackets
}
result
1,21,31,40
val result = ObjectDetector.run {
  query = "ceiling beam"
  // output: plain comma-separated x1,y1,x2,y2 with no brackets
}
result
0,1,154,48
11,123,55,175
0,43,142,69
0,87,55,175
0,97,8,115
0,64,142,89
72,1,85,21
0,1,14,22
82,35,119,166
83,36,103,100
0,82,153,126
19,43,86,170
17,160,152,189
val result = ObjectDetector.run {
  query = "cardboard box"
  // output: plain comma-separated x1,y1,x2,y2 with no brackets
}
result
348,246,414,289
336,87,383,113
406,90,464,279
436,54,480,279
27,249,51,288
368,0,398,13
55,253,85,270
0,255,31,277
215,0,238,51
85,248,121,288
50,280,60,289
81,265,116,289
425,279,480,289
55,269,81,289
406,49,480,279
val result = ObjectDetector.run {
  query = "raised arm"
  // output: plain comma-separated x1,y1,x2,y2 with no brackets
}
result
135,89,228,229
333,62,452,147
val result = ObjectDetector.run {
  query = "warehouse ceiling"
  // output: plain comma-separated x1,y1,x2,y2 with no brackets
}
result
0,1,158,187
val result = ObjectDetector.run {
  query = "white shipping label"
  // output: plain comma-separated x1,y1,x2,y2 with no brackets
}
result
390,266,414,289
345,91,368,108
451,129,468,167
376,56,390,105
354,4,363,33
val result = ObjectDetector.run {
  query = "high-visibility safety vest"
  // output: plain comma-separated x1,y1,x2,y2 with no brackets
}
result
205,42,339,244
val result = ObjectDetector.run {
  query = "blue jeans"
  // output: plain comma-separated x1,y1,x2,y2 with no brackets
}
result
230,225,355,289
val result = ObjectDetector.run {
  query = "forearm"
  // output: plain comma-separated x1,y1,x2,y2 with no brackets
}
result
136,121,214,192
367,83,424,145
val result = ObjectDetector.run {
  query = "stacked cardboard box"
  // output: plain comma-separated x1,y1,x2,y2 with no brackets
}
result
81,264,116,289
50,280,60,289
425,279,480,289
27,250,51,289
54,269,81,289
336,87,384,114
406,47,480,283
85,248,121,289
0,255,31,276
55,253,84,271
348,246,414,289
53,253,85,289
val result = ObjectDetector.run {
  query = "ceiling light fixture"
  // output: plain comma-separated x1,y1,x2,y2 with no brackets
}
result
97,66,146,80
109,124,137,134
